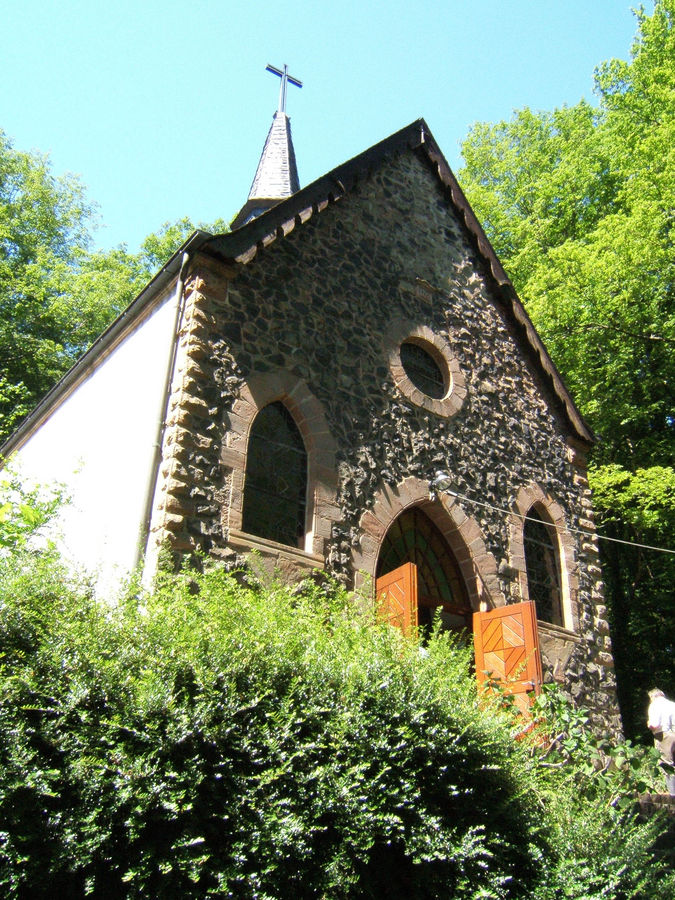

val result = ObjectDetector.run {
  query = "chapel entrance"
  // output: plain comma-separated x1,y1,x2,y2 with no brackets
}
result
375,506,472,635
375,506,543,714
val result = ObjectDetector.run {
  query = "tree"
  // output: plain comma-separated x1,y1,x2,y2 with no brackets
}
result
0,127,229,444
458,0,675,738
0,466,66,552
61,216,229,357
0,130,97,437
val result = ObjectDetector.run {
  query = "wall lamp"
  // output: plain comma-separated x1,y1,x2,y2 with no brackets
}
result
429,470,455,500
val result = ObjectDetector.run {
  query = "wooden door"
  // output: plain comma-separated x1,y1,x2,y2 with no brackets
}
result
473,601,542,717
376,562,418,636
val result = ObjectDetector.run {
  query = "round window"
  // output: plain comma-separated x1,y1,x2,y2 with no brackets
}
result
399,340,447,399
385,321,466,418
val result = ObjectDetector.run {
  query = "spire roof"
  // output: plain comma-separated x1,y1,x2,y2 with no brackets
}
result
248,111,300,200
231,64,302,229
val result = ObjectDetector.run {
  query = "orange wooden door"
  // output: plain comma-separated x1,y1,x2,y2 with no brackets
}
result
376,562,418,636
473,601,542,717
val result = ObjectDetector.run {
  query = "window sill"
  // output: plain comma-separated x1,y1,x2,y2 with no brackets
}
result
537,620,581,643
228,529,324,568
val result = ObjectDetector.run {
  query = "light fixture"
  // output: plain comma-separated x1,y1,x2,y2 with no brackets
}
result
429,470,454,498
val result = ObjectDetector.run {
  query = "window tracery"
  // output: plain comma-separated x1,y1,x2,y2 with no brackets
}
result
377,506,472,632
508,484,579,632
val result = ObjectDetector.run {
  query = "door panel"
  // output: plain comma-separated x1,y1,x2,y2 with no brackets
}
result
376,562,418,635
473,601,542,716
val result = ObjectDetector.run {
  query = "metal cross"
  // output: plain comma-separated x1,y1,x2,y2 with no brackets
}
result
265,63,302,114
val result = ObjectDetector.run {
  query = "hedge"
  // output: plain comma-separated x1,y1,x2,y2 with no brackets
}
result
0,554,672,898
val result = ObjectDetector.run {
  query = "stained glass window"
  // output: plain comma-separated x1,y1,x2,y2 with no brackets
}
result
242,402,307,547
400,341,446,399
524,508,563,626
377,507,471,632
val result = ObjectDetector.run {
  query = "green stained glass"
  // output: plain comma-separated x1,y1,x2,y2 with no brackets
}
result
377,507,470,631
400,341,446,399
242,402,307,547
524,509,563,626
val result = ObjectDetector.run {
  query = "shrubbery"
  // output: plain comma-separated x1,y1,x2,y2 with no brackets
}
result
0,549,672,898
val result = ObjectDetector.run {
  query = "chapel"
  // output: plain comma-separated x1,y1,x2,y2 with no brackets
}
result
2,67,622,734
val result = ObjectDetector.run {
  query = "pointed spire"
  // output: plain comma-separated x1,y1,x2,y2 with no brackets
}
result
231,65,302,229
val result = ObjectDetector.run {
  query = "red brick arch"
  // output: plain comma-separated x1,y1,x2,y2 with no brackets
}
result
384,319,467,418
352,476,505,610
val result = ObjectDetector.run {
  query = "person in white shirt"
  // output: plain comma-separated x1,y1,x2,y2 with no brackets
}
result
647,688,675,796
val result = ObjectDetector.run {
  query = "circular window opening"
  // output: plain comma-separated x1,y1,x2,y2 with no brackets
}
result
400,340,447,399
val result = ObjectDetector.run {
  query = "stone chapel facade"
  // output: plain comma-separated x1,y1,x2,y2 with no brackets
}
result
2,117,621,735
145,120,621,735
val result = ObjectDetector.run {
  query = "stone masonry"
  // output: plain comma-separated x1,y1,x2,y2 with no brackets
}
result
149,139,621,737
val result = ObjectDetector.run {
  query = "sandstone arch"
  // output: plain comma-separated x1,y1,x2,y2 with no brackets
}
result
353,475,504,609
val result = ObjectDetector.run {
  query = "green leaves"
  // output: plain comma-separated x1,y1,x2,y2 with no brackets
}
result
458,0,675,741
590,464,675,536
0,125,231,444
1,560,673,897
459,1,675,468
0,130,97,442
531,684,659,806
0,469,66,551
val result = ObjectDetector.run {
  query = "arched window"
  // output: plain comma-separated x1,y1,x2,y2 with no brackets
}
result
241,401,307,547
377,507,471,632
524,508,563,626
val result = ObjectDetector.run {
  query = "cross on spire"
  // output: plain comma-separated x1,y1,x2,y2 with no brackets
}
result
266,63,302,114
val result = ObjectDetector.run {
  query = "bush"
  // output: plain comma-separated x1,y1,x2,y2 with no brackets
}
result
0,557,672,898
526,685,673,899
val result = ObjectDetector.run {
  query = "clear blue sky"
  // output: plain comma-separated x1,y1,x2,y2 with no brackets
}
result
1,0,643,252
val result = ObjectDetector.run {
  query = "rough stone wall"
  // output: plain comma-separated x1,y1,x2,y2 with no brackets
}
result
152,148,621,736
149,262,241,558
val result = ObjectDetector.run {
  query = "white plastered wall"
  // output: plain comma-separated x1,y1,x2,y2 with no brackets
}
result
11,285,179,596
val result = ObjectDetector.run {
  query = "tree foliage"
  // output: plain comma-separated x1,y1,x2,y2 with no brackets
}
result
460,2,674,466
0,127,228,443
0,468,66,552
459,0,675,738
0,555,672,899
0,131,97,436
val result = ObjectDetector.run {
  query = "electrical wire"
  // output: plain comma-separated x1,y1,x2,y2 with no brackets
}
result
433,487,675,556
